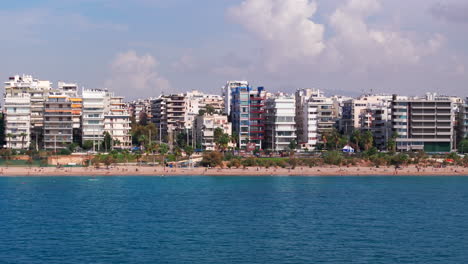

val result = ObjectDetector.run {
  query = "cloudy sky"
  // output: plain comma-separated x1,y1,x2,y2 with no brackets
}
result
1,0,467,99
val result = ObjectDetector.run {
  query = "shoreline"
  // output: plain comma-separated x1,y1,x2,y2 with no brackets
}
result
0,165,467,177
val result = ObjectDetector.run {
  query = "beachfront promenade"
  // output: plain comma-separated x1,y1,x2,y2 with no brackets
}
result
1,165,467,177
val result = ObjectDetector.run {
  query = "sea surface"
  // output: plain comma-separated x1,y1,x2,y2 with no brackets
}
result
0,176,467,264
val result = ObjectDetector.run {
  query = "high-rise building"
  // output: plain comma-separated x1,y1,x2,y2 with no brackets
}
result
222,81,249,116
359,105,392,150
57,82,82,144
231,85,266,149
82,89,109,150
391,93,459,152
462,99,468,139
150,91,224,145
4,93,31,149
104,96,131,149
341,95,392,135
129,98,153,124
295,89,339,149
150,96,167,142
264,93,296,151
4,75,51,149
194,113,231,151
43,92,73,151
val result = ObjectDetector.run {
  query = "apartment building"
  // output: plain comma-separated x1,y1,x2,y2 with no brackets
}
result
295,89,339,150
391,93,458,152
4,93,31,149
223,81,249,116
341,95,392,134
82,89,109,149
194,114,231,151
43,92,73,150
150,96,167,142
462,99,468,139
264,94,296,151
4,75,51,149
129,98,153,124
231,85,266,150
359,105,392,150
104,96,131,149
150,93,186,144
150,91,224,145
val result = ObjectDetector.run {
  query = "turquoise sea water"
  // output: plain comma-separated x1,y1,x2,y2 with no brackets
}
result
0,176,467,263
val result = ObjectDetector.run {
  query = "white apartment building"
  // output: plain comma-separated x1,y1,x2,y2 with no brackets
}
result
82,89,109,149
462,99,468,139
104,96,131,149
341,94,393,134
391,93,459,153
58,82,79,97
264,94,296,151
4,94,31,149
43,92,73,151
151,91,224,145
4,75,51,149
194,114,231,151
359,105,392,150
222,81,249,116
295,89,337,150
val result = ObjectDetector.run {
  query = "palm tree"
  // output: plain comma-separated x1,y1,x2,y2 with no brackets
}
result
159,143,169,167
184,145,194,168
6,133,13,149
362,131,374,151
351,130,362,152
20,132,27,150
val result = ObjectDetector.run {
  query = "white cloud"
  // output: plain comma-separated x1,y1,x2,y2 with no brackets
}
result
227,0,445,75
327,0,444,72
105,50,170,98
228,0,325,71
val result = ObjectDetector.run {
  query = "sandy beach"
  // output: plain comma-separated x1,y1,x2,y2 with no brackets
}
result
0,165,467,177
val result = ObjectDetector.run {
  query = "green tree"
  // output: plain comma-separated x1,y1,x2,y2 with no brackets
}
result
288,140,298,151
351,130,362,152
159,143,169,166
138,134,147,147
200,151,223,167
205,105,216,115
323,151,343,165
138,112,148,126
82,140,93,151
6,133,13,149
176,131,187,148
173,146,182,162
216,133,230,152
184,145,194,159
214,127,224,143
458,138,468,154
362,130,374,151
101,155,115,169
102,132,113,152
20,132,27,149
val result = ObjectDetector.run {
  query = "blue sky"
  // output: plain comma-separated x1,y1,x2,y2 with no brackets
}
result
1,0,468,99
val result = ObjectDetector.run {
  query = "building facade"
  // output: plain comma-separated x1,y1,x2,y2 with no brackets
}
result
4,75,51,149
391,93,458,152
43,92,73,151
194,114,231,151
231,85,266,150
359,105,392,150
104,96,131,149
223,81,249,117
264,94,296,151
82,89,109,150
463,99,468,139
4,94,31,149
